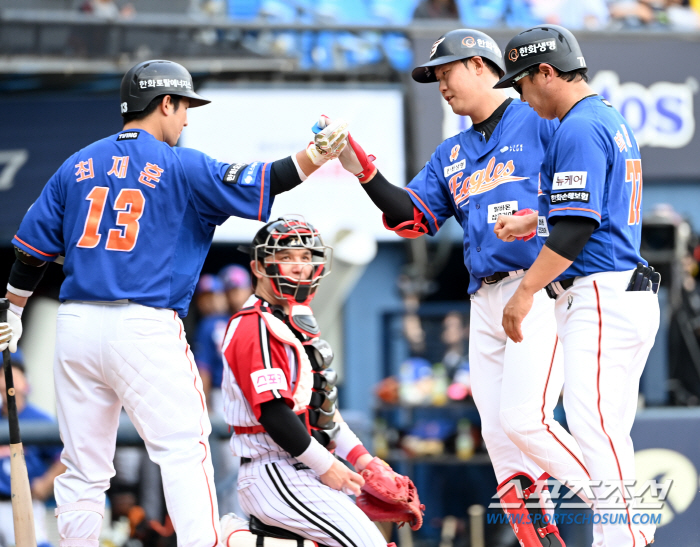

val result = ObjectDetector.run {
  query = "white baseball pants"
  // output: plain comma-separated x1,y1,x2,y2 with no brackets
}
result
470,274,591,489
238,457,387,547
556,270,659,547
53,302,220,547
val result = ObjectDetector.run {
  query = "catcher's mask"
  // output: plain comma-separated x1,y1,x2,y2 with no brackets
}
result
248,216,332,309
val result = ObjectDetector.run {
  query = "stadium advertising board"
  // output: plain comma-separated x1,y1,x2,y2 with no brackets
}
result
411,32,699,180
181,86,406,243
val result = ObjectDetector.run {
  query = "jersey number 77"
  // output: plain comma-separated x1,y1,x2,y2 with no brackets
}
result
626,159,642,226
76,187,145,252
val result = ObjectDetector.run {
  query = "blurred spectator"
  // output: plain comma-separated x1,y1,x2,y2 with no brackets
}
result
666,0,700,28
440,312,472,402
608,0,659,28
668,237,700,405
219,264,253,315
440,311,469,381
0,352,66,547
413,0,459,19
193,273,229,404
194,274,229,319
79,0,135,19
529,0,610,29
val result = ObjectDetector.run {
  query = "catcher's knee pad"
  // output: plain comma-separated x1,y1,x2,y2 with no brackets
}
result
497,473,565,547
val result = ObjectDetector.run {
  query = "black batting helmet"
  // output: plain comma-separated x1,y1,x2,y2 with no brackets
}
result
412,29,505,84
119,59,211,116
494,25,587,89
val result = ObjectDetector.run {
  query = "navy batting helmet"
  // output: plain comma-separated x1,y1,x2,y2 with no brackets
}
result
119,60,211,116
494,25,587,89
412,29,505,84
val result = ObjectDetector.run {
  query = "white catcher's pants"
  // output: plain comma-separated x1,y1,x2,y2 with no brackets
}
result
53,302,220,547
556,271,659,547
238,457,387,547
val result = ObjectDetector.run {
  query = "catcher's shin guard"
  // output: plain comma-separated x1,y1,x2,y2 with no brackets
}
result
497,473,565,547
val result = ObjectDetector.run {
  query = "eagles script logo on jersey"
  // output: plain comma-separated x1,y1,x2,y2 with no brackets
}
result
450,156,528,207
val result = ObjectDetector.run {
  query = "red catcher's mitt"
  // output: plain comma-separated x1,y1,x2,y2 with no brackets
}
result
355,457,425,531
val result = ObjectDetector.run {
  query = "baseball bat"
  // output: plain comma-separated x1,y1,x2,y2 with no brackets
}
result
0,298,37,547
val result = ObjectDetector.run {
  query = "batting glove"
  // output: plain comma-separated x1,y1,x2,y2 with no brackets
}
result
0,310,21,353
339,134,377,182
306,116,349,166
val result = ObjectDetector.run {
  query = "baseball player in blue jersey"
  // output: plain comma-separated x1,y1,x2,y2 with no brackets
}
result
495,25,660,547
330,29,599,546
0,59,349,547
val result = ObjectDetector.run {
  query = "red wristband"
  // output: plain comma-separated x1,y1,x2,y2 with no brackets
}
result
346,445,370,467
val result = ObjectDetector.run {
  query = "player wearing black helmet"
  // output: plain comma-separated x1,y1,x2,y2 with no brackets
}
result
327,27,599,546
496,25,659,547
218,216,420,546
1,57,350,547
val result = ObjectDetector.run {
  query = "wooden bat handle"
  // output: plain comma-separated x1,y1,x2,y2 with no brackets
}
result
0,299,21,445
0,297,37,547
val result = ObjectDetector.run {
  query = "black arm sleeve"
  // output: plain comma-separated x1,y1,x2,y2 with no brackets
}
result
258,398,311,457
544,216,598,261
8,254,49,293
361,170,416,226
270,156,303,197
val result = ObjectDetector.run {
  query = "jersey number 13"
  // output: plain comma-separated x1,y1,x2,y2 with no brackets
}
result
76,186,145,252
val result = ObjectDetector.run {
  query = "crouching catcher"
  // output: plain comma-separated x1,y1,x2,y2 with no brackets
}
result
219,216,423,547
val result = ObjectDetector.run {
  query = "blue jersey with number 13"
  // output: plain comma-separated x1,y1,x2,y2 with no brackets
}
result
13,129,273,316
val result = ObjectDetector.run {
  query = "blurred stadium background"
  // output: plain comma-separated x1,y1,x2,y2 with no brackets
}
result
1,1,700,546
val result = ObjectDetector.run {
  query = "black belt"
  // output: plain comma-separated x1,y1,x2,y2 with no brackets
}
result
545,278,575,300
483,269,527,285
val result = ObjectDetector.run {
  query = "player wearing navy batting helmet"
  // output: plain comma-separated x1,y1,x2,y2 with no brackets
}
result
1,59,351,547
496,25,660,547
321,27,604,546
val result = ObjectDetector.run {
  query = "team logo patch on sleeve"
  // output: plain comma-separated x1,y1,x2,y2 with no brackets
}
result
552,171,587,190
251,369,288,394
550,191,590,204
223,162,249,185
117,132,140,141
239,162,259,186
